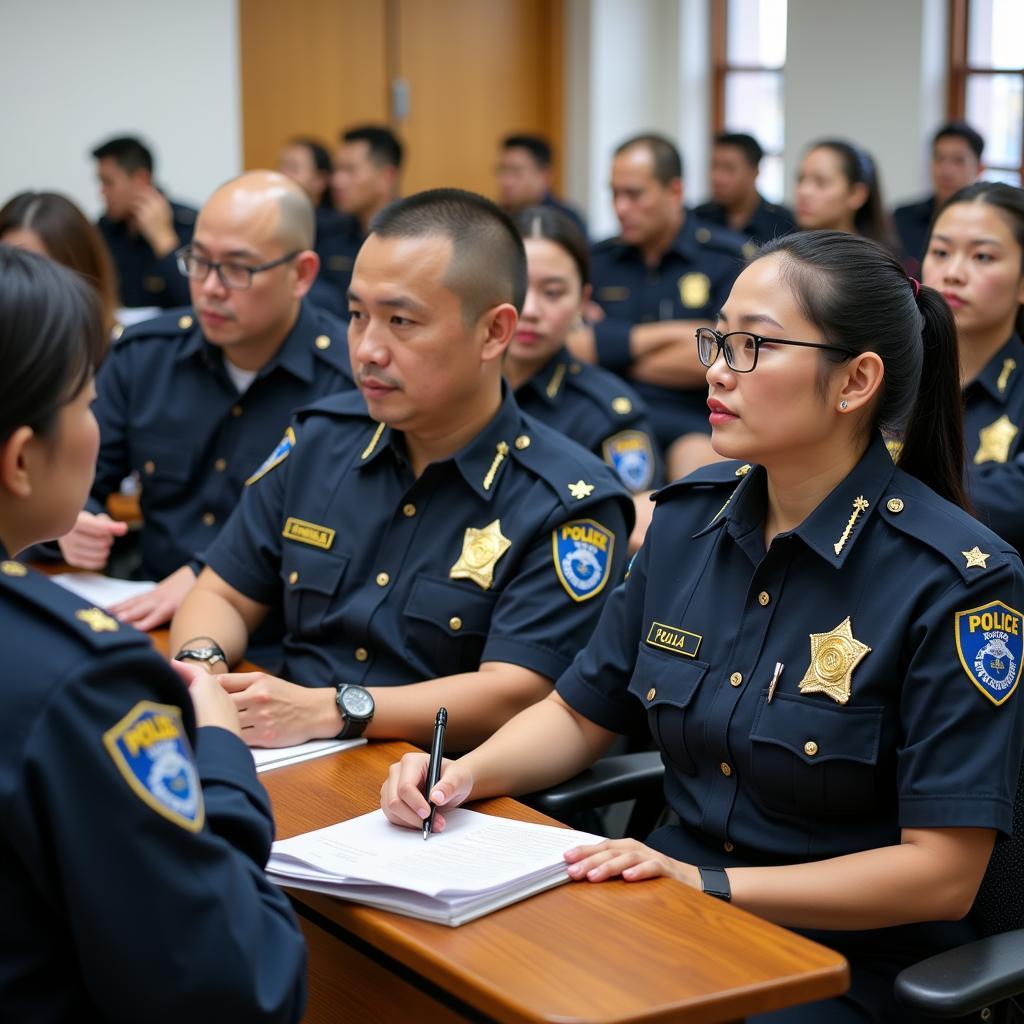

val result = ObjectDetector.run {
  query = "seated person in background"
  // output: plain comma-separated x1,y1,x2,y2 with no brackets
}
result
923,181,1024,553
317,125,404,314
505,206,662,549
57,171,353,633
496,133,588,237
0,190,119,340
693,131,796,246
572,133,749,455
170,189,633,752
0,247,306,1023
895,121,985,276
383,230,1024,1024
91,135,197,310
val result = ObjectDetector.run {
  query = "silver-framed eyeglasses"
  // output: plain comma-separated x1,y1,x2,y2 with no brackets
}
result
175,246,300,290
695,327,858,373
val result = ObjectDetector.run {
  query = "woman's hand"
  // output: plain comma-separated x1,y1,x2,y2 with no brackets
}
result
380,751,474,831
563,838,701,887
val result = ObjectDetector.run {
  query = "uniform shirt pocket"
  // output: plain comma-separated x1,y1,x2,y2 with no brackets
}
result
748,692,885,821
404,574,499,676
280,548,349,638
131,433,195,490
627,645,708,776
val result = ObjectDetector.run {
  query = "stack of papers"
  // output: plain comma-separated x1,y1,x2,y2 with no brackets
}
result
50,572,156,608
251,738,365,773
267,808,602,926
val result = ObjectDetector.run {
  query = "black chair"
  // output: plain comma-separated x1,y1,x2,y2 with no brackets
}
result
895,767,1024,1022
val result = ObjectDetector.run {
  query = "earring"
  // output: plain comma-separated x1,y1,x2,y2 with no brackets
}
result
839,400,849,410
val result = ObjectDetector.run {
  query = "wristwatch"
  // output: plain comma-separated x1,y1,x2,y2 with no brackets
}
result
174,643,227,667
335,683,375,739
698,865,732,902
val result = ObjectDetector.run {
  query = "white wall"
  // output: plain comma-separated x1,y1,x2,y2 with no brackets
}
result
0,0,241,219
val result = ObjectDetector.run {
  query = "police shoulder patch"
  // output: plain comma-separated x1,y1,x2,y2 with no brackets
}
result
552,519,615,602
103,701,204,831
955,600,1023,706
603,430,655,492
245,426,295,486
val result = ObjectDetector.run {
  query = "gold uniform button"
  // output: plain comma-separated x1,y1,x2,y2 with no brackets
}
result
723,841,734,853
143,460,156,475
569,362,582,374
355,647,369,662
646,687,657,701
449,616,463,631
214,458,227,472
202,512,216,526
288,571,299,585
178,314,194,329
514,435,531,450
886,497,905,513
695,227,711,243
402,503,417,517
729,672,743,687
612,396,633,415
1,560,27,577
804,741,819,757
231,404,243,417
758,591,771,606
112,323,125,342
720,762,733,777
376,572,390,587
315,334,331,350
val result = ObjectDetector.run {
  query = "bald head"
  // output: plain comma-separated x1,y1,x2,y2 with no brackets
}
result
199,170,315,251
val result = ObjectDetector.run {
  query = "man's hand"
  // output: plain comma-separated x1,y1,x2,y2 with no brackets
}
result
132,186,178,257
57,511,128,570
217,672,333,747
110,565,197,631
172,659,243,736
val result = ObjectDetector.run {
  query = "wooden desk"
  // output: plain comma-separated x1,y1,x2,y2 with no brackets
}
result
262,744,848,1024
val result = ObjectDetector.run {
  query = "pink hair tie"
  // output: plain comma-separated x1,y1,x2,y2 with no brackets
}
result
909,277,921,299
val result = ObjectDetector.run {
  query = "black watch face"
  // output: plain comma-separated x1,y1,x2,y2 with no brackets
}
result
342,687,374,718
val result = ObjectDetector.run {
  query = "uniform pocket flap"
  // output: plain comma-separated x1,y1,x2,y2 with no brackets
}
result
132,434,194,483
405,575,498,636
627,644,709,709
280,548,349,596
750,693,883,766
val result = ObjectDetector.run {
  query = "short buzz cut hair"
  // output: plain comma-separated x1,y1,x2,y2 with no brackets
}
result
933,121,985,160
614,133,683,185
91,135,153,175
714,131,763,167
369,188,527,320
341,125,404,170
502,134,553,168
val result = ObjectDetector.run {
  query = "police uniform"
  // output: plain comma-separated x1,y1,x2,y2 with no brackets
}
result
892,195,936,276
310,209,364,318
556,434,1024,1020
0,554,305,1021
538,192,589,238
90,301,354,580
97,199,196,309
204,387,633,690
963,332,1024,554
692,196,797,247
589,216,751,448
513,346,664,494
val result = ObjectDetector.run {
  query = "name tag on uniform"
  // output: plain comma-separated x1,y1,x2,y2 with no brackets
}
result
282,517,336,550
646,621,702,658
597,286,630,302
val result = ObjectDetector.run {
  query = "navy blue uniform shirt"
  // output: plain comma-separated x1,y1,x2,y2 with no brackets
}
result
310,209,364,317
539,192,589,238
963,332,1024,553
0,554,305,1022
589,216,751,447
692,196,797,247
513,346,664,493
97,199,196,309
90,301,354,579
205,387,633,689
892,195,936,276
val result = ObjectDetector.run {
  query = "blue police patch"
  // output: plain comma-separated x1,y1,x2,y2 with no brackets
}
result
603,430,655,492
955,601,1024,706
552,519,615,602
103,701,204,831
245,426,295,486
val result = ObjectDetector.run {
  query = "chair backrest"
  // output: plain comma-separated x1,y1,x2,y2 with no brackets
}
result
971,764,1024,937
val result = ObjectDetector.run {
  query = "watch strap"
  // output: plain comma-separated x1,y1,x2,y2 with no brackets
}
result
698,865,731,902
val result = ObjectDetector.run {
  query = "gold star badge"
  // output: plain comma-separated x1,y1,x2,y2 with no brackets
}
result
568,480,595,500
974,415,1018,464
75,607,119,633
963,546,990,569
798,616,871,705
449,519,512,590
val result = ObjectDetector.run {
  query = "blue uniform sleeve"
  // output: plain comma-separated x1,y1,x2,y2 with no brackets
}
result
592,318,634,373
898,561,1024,835
13,648,306,1022
968,458,1024,553
90,344,134,510
481,496,632,681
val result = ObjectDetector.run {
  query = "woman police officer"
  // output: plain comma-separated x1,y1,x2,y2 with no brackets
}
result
0,247,306,1022
382,230,1024,1022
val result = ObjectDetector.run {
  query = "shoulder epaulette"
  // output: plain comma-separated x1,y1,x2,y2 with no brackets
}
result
590,235,623,255
565,364,646,423
295,388,371,423
654,460,753,502
692,223,749,259
118,307,197,344
306,310,352,378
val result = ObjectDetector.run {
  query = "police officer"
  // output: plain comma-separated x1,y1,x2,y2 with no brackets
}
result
92,135,197,310
576,133,750,451
693,132,796,246
169,189,632,753
497,134,588,238
0,248,306,1022
505,206,662,510
383,231,1024,1023
923,181,1024,553
57,171,353,632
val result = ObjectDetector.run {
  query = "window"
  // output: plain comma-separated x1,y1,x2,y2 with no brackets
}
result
949,0,1024,185
711,0,787,202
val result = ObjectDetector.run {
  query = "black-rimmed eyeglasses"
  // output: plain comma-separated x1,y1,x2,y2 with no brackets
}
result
175,246,300,290
695,327,858,373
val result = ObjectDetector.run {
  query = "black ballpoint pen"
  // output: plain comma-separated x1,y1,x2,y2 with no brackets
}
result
423,707,448,840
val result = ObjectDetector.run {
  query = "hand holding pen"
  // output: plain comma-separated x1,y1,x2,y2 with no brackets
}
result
423,707,448,839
